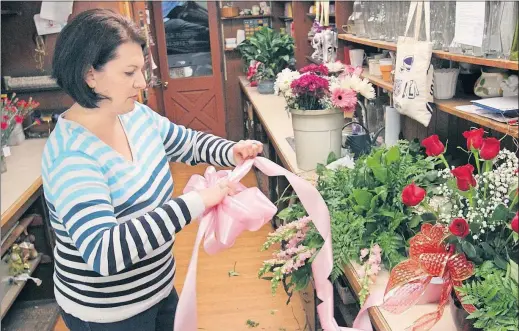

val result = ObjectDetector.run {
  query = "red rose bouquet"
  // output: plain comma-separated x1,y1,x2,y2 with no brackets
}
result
417,130,518,268
1,93,39,146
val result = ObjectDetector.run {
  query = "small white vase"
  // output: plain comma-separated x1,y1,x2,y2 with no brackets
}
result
290,108,344,171
7,123,25,146
474,68,506,98
434,68,459,100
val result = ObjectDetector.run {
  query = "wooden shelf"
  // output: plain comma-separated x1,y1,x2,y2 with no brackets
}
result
278,16,293,21
0,254,42,320
435,99,518,136
307,13,336,18
0,215,40,256
359,68,393,91
360,68,518,136
221,14,272,21
2,86,61,94
338,34,519,70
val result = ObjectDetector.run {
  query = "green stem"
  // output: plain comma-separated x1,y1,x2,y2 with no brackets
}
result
474,151,481,175
468,188,474,208
439,154,450,170
511,191,518,209
483,161,492,200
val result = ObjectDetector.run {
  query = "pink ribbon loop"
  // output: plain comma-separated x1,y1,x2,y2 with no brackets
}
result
174,157,367,331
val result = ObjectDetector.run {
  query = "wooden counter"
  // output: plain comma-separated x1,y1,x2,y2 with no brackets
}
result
239,76,458,331
1,138,47,230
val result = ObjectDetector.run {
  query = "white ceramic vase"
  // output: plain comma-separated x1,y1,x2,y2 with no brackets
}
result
433,68,459,100
290,108,344,171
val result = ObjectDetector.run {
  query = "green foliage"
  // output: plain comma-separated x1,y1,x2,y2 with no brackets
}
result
280,141,438,280
236,27,295,81
457,261,518,331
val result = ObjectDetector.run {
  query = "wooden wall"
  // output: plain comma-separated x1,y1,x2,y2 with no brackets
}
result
1,1,128,114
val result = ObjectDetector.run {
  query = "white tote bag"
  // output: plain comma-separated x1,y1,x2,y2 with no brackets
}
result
393,2,435,127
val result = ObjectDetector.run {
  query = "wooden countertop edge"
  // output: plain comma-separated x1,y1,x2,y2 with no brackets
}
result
1,176,43,229
238,79,298,174
343,262,391,331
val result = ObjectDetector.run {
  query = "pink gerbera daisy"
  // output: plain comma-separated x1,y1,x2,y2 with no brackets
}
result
331,87,357,112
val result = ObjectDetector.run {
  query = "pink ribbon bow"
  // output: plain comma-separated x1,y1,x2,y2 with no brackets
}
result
174,157,372,331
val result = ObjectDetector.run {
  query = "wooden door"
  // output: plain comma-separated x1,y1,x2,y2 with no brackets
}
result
151,1,227,137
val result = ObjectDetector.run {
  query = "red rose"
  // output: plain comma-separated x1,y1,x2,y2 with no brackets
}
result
421,134,445,156
512,212,519,234
14,115,23,124
402,183,426,207
479,137,500,160
449,218,470,238
462,128,484,150
451,164,477,191
0,122,7,130
250,81,258,87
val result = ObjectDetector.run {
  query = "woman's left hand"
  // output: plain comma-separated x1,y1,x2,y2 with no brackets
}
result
232,140,263,165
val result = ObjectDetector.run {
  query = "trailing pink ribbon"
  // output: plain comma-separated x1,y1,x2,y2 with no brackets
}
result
174,156,374,331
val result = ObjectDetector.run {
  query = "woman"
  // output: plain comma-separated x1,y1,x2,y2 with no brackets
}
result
42,8,262,331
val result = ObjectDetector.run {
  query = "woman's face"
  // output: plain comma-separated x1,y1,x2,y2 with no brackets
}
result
87,42,147,114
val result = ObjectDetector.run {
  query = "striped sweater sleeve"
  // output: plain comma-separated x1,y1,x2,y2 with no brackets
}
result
46,152,206,276
143,105,237,167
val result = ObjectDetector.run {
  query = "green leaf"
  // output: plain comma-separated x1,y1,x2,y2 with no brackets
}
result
481,242,496,257
421,213,438,222
491,204,509,222
371,166,388,183
409,215,422,228
327,151,338,164
425,170,438,182
385,146,401,165
380,210,396,218
276,207,292,221
353,189,373,209
462,241,477,259
509,260,518,284
228,270,240,277
494,255,508,270
480,78,486,86
261,276,273,281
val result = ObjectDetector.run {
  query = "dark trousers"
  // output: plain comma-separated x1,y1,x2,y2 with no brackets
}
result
60,287,179,331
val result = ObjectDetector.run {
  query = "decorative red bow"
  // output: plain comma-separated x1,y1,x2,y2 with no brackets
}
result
380,223,477,331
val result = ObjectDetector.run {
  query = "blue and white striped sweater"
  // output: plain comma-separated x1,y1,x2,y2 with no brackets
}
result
41,102,236,322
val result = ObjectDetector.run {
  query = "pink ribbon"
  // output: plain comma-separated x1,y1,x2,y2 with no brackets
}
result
174,156,375,331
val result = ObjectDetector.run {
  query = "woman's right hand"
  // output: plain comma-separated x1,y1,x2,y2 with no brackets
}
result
198,179,235,209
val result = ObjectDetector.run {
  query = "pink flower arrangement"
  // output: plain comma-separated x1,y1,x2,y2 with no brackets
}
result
275,63,375,113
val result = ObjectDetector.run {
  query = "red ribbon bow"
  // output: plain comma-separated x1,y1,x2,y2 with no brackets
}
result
380,223,476,331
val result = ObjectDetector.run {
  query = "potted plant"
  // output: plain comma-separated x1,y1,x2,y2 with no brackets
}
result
236,27,295,94
275,64,375,171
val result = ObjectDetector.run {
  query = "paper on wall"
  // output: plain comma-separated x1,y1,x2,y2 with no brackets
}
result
453,2,486,47
33,14,65,35
40,1,74,24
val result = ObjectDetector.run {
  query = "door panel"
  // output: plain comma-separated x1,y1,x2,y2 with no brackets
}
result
151,1,227,137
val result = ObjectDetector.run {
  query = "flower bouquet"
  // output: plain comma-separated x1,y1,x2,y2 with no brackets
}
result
1,93,39,146
409,130,519,330
273,63,376,170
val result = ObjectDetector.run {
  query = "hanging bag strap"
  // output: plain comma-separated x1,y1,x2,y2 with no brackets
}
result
404,2,418,38
424,1,431,42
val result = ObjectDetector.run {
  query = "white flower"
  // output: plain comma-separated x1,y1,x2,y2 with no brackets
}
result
274,68,300,96
325,61,345,73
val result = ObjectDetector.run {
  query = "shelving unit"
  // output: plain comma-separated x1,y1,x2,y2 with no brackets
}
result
338,33,519,71
221,14,272,20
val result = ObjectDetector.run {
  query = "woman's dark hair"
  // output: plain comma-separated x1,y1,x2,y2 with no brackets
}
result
52,8,146,108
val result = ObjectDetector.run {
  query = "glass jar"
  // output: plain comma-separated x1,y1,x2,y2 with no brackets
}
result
353,1,367,38
483,1,504,58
